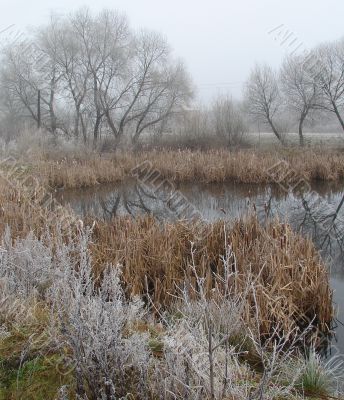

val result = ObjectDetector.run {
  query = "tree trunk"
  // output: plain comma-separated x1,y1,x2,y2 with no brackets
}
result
298,115,305,147
105,110,119,137
49,89,57,136
132,129,141,145
80,114,87,144
37,90,41,130
93,75,102,146
333,102,344,131
93,116,101,146
267,117,284,145
74,108,80,138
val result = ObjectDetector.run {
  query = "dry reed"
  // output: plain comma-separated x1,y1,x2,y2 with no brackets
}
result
0,179,334,345
16,148,344,189
88,215,334,341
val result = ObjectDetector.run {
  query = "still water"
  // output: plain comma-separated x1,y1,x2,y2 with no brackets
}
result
55,180,344,355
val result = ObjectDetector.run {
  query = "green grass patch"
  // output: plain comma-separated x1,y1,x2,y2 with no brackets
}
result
0,322,75,400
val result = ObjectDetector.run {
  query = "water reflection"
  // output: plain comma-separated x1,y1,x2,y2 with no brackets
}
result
55,181,344,261
55,180,344,354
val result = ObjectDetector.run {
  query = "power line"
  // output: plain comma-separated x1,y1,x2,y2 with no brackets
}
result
198,81,244,87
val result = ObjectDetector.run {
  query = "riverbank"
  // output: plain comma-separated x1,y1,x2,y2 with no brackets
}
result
3,148,344,190
0,176,341,399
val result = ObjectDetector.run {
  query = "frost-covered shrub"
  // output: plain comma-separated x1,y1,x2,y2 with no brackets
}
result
0,226,151,398
148,245,310,400
49,236,151,399
0,226,56,298
151,317,251,400
1,226,342,400
148,246,251,400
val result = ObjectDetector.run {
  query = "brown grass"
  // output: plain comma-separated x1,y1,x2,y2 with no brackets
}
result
89,215,334,340
14,148,344,189
0,179,334,344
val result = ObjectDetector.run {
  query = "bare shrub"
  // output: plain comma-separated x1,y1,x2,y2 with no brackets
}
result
212,96,247,147
48,229,151,399
152,97,248,150
150,245,250,400
149,243,311,400
0,226,55,299
0,222,341,399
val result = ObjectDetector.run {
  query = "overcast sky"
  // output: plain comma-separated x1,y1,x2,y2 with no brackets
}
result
1,0,344,102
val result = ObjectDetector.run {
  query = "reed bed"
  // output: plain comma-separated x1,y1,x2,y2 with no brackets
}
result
0,179,334,344
88,215,334,341
0,151,340,399
20,148,344,189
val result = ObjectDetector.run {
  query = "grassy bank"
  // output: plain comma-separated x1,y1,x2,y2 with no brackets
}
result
0,173,341,399
15,148,344,190
0,181,334,338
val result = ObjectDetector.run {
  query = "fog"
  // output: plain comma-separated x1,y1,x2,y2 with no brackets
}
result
1,0,344,101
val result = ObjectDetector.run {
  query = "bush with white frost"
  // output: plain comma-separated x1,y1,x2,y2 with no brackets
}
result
1,226,343,399
0,227,151,398
48,231,151,399
0,227,55,298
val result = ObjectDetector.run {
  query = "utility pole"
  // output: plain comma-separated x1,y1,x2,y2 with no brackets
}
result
37,89,41,129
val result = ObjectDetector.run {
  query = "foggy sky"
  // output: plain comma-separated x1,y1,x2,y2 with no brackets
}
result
1,0,344,102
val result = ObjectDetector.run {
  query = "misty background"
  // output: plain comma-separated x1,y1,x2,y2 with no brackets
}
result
1,0,344,102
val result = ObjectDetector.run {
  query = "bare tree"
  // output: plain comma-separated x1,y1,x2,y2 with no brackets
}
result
113,30,171,141
313,40,344,131
211,95,247,147
36,17,65,136
0,8,193,146
0,42,41,127
39,17,90,141
1,21,64,136
70,8,132,145
280,54,319,146
100,29,192,145
245,64,284,144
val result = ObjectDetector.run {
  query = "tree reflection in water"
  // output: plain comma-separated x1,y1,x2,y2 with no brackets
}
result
56,181,344,258
55,180,344,354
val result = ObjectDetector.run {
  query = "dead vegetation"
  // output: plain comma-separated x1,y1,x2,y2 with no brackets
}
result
0,180,334,343
11,148,344,190
0,175,341,399
89,215,334,341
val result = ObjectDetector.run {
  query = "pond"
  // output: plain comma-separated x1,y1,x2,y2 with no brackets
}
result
55,180,344,356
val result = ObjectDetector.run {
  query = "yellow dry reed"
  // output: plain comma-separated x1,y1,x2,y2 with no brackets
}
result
17,148,344,189
89,215,334,340
0,179,334,343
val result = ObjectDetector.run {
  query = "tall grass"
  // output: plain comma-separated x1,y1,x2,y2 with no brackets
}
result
0,218,338,399
88,215,334,342
0,178,338,399
14,148,344,189
0,181,334,343
0,176,335,340
296,350,344,396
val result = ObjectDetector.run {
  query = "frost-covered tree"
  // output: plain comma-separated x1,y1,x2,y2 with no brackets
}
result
0,8,193,145
245,64,284,143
